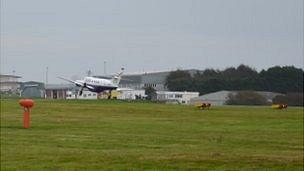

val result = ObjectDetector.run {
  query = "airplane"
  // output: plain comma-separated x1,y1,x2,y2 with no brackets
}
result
58,68,124,96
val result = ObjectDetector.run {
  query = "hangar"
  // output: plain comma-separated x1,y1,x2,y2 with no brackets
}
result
20,81,45,98
190,90,283,105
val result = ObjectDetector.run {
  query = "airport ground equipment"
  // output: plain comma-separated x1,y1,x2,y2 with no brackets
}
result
196,102,211,110
271,104,288,109
19,99,34,128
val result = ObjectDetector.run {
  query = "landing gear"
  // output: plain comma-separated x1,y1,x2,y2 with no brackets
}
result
107,90,112,99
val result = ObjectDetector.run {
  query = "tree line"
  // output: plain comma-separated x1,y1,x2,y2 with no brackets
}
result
165,65,303,95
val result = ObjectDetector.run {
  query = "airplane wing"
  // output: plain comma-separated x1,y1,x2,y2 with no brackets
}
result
58,76,84,87
86,85,95,90
116,87,134,91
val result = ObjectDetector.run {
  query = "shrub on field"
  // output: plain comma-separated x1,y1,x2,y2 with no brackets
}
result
273,93,303,106
145,86,157,101
226,91,269,105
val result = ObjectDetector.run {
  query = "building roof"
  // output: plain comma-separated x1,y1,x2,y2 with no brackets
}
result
0,81,22,84
20,81,45,89
123,69,201,76
157,91,199,95
120,75,142,84
0,74,22,78
45,84,74,90
191,90,234,101
120,69,202,85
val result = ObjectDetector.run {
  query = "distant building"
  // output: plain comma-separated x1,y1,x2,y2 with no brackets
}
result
156,91,199,104
190,90,233,105
117,89,146,100
0,74,22,93
66,89,146,100
45,84,74,99
20,81,45,98
256,91,283,103
190,90,283,105
66,89,98,100
119,69,201,91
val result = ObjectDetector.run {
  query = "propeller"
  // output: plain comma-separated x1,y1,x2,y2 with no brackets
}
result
79,83,86,96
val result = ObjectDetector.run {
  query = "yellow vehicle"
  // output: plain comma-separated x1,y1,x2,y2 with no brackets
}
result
195,102,211,110
98,90,121,99
271,104,288,109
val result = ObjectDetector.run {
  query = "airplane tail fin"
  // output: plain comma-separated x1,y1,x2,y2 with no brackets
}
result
112,68,124,86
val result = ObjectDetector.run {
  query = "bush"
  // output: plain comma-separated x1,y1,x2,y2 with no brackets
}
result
144,86,156,101
226,91,269,105
273,93,303,106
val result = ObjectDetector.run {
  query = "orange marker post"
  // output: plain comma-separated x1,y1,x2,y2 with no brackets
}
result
19,99,34,129
23,108,30,128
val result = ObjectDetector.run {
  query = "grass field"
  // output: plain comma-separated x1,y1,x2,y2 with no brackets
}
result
1,99,303,170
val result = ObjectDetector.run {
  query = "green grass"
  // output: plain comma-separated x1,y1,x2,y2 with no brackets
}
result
1,99,303,170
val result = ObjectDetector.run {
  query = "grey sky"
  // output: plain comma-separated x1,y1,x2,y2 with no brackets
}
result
1,0,303,83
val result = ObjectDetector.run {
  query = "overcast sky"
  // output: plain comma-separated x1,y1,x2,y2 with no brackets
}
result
1,0,303,83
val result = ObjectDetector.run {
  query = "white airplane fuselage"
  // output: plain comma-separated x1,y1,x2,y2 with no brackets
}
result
79,77,118,93
59,68,124,95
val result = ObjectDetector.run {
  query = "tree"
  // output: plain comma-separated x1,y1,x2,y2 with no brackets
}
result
201,69,219,78
165,70,192,91
145,86,156,101
226,91,269,105
165,65,303,95
259,66,303,93
193,78,228,95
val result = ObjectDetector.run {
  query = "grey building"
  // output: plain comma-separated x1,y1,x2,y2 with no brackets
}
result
156,91,199,104
119,69,201,91
0,74,22,93
190,90,283,106
190,90,233,105
45,84,75,99
20,81,45,98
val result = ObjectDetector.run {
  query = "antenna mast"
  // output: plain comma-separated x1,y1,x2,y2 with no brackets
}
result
104,61,106,75
46,67,48,84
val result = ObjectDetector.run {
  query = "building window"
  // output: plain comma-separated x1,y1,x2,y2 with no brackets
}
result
175,94,182,98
